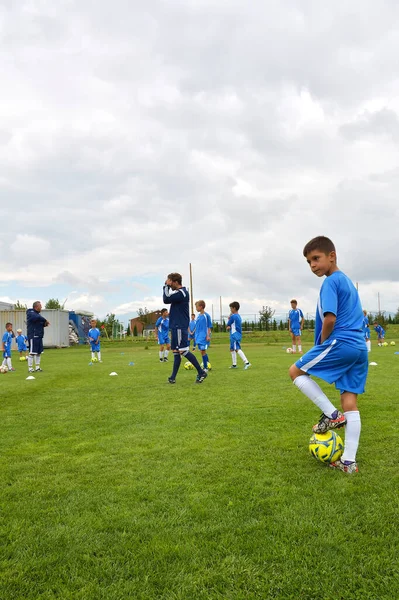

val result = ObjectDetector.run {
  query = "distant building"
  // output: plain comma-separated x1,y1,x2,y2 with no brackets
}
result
130,311,163,336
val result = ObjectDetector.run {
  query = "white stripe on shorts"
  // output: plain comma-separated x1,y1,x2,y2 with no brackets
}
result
300,339,337,372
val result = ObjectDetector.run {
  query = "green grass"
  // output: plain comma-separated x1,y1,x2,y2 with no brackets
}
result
1,340,398,599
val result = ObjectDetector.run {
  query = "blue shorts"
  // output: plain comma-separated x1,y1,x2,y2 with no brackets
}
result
364,328,370,339
295,339,368,394
17,345,27,352
29,337,43,355
230,339,241,351
3,350,11,358
90,343,100,352
157,335,170,346
170,328,189,352
291,328,301,337
197,343,209,352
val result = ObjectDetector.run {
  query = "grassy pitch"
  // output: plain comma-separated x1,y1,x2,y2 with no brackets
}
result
1,341,398,599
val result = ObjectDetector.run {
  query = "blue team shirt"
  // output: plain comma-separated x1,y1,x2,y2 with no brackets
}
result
205,312,212,330
88,328,100,343
188,319,196,334
374,325,385,336
16,334,28,351
227,313,242,341
2,331,13,353
155,317,170,335
289,308,303,328
163,286,190,329
315,270,364,349
195,313,209,345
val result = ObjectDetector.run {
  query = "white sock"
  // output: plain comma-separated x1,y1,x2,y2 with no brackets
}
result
231,351,237,366
28,355,33,368
97,352,101,361
159,351,163,359
292,344,296,352
298,344,302,351
7,358,12,369
366,340,371,352
293,375,337,417
35,355,41,367
237,349,248,363
164,350,169,358
92,352,95,360
341,411,361,463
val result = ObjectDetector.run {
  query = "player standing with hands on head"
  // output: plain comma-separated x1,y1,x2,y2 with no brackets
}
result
288,236,368,474
27,301,50,373
163,273,207,384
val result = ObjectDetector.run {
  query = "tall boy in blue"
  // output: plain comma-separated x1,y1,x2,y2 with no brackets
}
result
288,299,304,354
27,301,50,372
195,300,211,371
188,314,197,350
163,272,207,384
226,302,251,369
2,322,15,371
289,236,368,474
154,308,171,362
88,319,102,362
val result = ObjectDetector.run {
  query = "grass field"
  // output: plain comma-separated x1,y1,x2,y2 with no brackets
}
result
1,337,399,599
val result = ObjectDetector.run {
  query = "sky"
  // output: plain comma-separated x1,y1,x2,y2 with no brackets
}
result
1,0,399,324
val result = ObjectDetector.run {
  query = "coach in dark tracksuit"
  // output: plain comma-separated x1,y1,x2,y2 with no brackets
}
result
26,301,50,373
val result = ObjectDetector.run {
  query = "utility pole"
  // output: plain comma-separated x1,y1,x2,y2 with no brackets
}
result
220,296,222,326
378,292,381,314
189,263,194,315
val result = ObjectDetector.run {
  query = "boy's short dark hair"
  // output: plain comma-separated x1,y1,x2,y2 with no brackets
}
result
303,236,336,257
167,272,182,285
191,313,196,318
196,300,206,309
229,301,240,311
5,322,12,327
161,308,168,315
290,299,297,304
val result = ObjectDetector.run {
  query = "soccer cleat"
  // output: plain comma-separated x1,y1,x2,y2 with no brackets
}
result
312,410,346,434
159,358,164,362
330,459,359,474
163,358,168,362
195,371,208,384
244,362,252,370
35,368,43,372
229,365,237,369
167,377,176,384
28,368,34,373
9,368,16,372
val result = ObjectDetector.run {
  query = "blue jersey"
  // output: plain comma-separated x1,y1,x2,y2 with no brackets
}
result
155,317,169,336
205,312,213,330
195,313,209,345
188,319,196,334
2,331,13,353
16,334,28,351
374,325,385,336
315,270,364,349
227,313,242,342
88,328,100,343
163,286,190,329
289,308,303,329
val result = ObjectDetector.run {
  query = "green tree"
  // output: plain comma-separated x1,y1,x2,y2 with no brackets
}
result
133,325,138,337
395,307,399,323
137,307,152,325
101,313,122,338
45,298,61,309
259,306,275,331
126,323,131,336
14,300,27,310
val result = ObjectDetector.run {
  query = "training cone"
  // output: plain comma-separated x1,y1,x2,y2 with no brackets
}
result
26,376,36,380
109,372,118,376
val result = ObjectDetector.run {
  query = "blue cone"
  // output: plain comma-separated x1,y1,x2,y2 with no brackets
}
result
128,361,134,366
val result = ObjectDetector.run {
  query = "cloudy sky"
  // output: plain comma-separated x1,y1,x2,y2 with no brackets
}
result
1,0,399,323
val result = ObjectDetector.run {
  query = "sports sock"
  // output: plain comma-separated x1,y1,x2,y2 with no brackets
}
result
298,344,302,352
185,351,202,374
28,355,33,368
171,353,182,379
203,353,208,369
35,355,41,367
97,352,101,361
159,351,163,359
231,351,237,366
341,411,361,463
366,340,371,352
292,344,296,352
92,352,95,360
237,349,248,363
6,358,12,369
293,375,337,417
164,350,169,358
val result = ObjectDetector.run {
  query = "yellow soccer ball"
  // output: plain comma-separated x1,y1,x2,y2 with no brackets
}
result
200,361,211,370
184,361,194,370
390,341,396,346
92,357,98,363
20,356,26,362
309,431,344,464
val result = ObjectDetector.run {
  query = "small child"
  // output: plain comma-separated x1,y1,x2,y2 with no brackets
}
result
154,308,171,362
288,299,304,354
195,300,211,371
15,328,28,360
88,319,102,362
188,313,197,351
373,322,385,346
226,302,251,370
2,322,15,371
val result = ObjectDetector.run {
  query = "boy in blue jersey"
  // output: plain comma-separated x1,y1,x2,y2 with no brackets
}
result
289,236,368,474
88,319,102,362
363,310,371,352
227,302,251,369
188,314,197,351
195,300,211,371
16,328,28,360
288,299,304,354
154,308,171,362
2,322,15,371
163,272,207,384
373,322,385,346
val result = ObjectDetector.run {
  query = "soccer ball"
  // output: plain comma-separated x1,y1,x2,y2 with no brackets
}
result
390,341,396,346
200,361,212,370
286,348,293,354
309,431,344,464
0,365,8,373
20,356,26,362
184,361,194,370
383,342,389,347
92,357,98,363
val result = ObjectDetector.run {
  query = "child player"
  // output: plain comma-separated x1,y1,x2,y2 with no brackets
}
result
154,308,171,362
188,313,196,351
88,319,102,362
288,299,304,354
163,272,207,384
227,302,251,369
2,322,15,371
289,236,368,474
195,300,211,372
363,310,371,352
373,322,385,346
16,328,28,360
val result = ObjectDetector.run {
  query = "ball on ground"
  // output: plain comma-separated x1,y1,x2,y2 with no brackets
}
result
286,348,293,354
184,361,194,370
390,341,396,346
200,361,212,370
309,431,344,464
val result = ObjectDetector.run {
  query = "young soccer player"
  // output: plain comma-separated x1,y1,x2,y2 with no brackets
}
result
15,328,28,360
288,299,304,354
188,314,197,351
154,308,171,362
2,323,15,371
363,310,371,352
195,300,211,371
226,302,251,369
163,273,207,384
88,319,102,362
289,236,368,474
27,301,50,372
373,322,385,346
